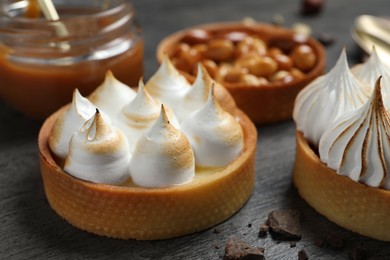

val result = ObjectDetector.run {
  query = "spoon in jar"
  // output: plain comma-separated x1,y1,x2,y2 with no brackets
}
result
37,0,70,50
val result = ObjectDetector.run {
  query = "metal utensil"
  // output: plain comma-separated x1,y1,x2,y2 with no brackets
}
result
352,15,390,64
37,0,70,50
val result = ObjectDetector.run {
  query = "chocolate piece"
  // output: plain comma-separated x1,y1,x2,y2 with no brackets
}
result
301,0,324,16
290,241,297,248
316,32,335,46
266,209,302,240
259,224,269,237
349,245,367,260
326,232,345,250
314,238,324,248
213,228,221,234
224,237,265,260
248,223,253,228
298,250,309,260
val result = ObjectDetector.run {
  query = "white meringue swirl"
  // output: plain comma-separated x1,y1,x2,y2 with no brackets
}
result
293,49,371,146
64,110,131,185
352,47,390,102
89,71,136,118
145,55,191,110
319,77,390,189
174,64,211,123
129,106,195,188
115,81,179,152
49,89,97,160
181,85,243,167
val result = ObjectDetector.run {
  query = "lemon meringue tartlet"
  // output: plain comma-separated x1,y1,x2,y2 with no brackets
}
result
38,72,256,240
293,49,390,241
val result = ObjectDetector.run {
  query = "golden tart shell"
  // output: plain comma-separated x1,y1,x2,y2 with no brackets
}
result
293,131,390,241
38,107,257,240
157,22,326,124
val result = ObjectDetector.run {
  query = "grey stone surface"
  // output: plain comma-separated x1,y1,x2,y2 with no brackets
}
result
1,0,390,259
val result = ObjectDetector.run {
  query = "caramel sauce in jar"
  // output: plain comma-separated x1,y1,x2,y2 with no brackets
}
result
0,0,144,120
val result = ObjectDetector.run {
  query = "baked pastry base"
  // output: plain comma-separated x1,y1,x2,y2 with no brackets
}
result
157,22,326,124
38,108,257,240
293,131,390,241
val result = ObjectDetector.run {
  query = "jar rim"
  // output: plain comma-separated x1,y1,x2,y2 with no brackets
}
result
0,0,141,64
0,0,135,24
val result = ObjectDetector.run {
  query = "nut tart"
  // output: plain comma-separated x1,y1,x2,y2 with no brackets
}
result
157,21,326,124
38,76,257,240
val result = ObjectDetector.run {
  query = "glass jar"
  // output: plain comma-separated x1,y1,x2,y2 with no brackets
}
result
0,0,143,120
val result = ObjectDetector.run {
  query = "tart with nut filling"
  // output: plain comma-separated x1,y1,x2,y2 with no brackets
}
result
157,21,325,124
39,72,257,240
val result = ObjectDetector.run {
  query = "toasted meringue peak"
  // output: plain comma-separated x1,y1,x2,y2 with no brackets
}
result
145,55,191,110
115,81,180,152
49,89,97,159
64,110,131,185
181,86,243,167
319,77,390,189
352,46,390,99
175,64,212,122
88,71,136,118
293,49,371,146
129,106,195,188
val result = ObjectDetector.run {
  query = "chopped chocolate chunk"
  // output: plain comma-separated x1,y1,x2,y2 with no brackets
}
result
314,238,324,248
298,249,309,260
301,0,324,16
290,241,297,248
224,237,265,260
259,224,269,237
248,223,252,228
214,228,221,234
326,232,345,250
316,32,335,46
349,245,367,260
266,210,301,240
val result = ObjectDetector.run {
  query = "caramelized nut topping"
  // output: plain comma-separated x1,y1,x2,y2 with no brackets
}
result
170,29,318,86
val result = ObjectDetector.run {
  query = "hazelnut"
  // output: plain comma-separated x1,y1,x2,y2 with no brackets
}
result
241,74,268,86
206,39,234,62
182,29,211,45
223,31,249,43
270,70,294,83
271,54,293,71
236,36,266,57
243,56,277,77
290,44,316,72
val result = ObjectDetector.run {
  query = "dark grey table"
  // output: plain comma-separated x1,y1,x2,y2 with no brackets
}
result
1,0,390,259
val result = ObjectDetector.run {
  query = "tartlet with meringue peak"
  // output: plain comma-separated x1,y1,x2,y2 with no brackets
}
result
38,70,257,240
293,48,390,241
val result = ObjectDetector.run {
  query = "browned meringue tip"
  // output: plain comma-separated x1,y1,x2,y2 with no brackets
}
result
373,76,384,109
